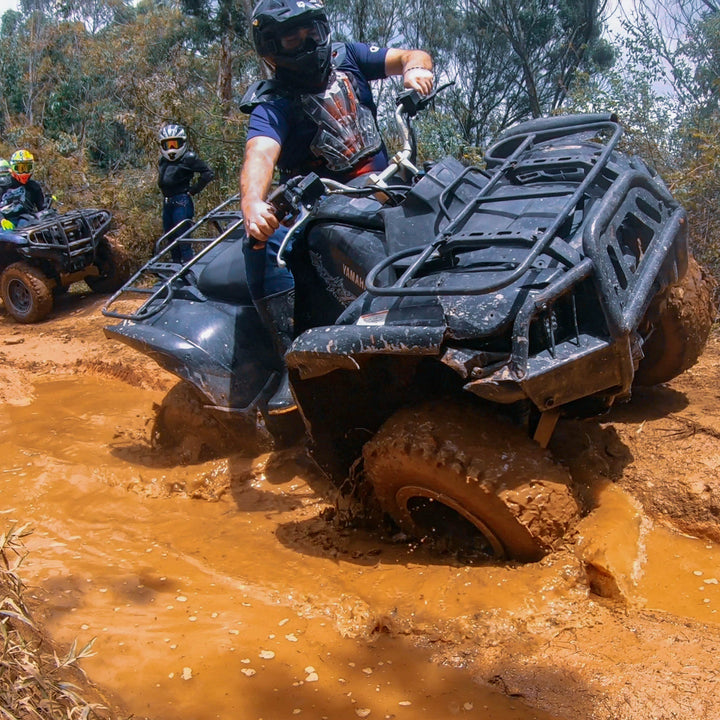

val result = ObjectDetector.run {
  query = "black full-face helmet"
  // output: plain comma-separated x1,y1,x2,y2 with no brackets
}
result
251,0,332,92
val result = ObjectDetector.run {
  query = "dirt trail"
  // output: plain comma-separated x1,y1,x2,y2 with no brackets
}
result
2,291,720,720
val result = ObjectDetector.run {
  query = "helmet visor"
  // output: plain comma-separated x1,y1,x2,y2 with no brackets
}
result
161,138,185,151
262,19,329,57
13,161,33,174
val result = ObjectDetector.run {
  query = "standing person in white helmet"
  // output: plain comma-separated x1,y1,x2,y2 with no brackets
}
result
157,123,215,262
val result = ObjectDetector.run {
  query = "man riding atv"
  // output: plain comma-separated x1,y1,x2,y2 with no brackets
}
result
0,150,47,229
0,159,12,199
240,0,435,414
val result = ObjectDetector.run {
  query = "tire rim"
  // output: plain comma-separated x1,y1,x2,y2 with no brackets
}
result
8,278,31,313
395,485,506,558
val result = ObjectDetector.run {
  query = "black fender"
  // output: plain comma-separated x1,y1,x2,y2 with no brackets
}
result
0,230,29,248
104,297,279,414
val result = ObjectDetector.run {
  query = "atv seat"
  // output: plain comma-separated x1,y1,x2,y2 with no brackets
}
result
195,237,253,304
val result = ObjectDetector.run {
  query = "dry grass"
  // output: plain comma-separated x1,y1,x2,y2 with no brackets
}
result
1,524,115,720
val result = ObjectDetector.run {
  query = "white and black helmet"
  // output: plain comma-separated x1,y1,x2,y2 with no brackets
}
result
159,124,188,161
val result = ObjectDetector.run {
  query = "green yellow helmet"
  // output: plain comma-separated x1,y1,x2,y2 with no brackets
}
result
0,159,10,176
10,149,34,184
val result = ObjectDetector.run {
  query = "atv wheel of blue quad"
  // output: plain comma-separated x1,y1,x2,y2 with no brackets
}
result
0,262,53,324
85,238,131,294
152,381,275,462
363,400,581,562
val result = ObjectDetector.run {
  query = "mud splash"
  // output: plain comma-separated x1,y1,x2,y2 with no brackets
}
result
2,367,720,720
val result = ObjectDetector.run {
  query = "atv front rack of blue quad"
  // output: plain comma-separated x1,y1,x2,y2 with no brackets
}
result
102,194,244,321
24,209,113,265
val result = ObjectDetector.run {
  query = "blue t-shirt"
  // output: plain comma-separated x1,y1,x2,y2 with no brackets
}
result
247,42,389,181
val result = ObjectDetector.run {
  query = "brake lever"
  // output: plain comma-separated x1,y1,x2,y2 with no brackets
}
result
416,81,455,112
276,207,311,268
396,81,455,117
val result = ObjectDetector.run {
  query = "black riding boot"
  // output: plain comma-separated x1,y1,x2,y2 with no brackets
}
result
255,288,298,416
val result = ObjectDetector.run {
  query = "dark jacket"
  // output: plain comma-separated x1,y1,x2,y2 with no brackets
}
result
158,152,215,199
0,177,45,213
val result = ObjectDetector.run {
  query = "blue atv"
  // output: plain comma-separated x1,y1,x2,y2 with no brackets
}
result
0,192,128,323
103,91,715,561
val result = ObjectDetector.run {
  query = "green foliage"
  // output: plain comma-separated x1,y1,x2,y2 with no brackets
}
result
0,0,253,265
666,118,720,281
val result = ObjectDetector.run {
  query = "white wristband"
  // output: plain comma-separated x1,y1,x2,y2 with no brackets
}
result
403,66,433,78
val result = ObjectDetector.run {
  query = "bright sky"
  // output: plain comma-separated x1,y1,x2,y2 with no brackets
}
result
0,0,18,13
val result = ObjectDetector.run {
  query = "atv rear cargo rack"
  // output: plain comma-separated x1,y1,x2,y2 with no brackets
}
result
102,194,244,321
363,113,687,372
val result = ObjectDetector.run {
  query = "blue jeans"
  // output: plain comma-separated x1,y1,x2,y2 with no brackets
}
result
242,225,295,301
163,193,194,262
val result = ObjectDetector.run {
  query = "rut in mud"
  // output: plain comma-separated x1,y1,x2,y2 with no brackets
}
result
2,291,720,720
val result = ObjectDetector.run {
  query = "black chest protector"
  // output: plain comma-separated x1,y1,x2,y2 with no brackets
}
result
240,44,382,173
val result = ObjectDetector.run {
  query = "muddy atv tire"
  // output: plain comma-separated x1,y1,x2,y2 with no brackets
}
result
635,256,717,386
363,400,580,562
1,262,54,323
152,382,271,462
85,237,131,294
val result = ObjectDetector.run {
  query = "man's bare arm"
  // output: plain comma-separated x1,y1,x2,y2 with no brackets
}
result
240,135,282,244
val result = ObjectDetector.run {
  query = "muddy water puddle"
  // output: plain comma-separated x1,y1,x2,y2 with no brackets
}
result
2,375,720,719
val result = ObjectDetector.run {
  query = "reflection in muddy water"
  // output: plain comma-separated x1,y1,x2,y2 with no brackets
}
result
1,375,719,719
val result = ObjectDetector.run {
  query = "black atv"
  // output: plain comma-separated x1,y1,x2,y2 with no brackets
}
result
103,90,715,561
0,191,129,323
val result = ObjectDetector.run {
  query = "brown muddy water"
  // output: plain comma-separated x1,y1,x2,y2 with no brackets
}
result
2,372,720,719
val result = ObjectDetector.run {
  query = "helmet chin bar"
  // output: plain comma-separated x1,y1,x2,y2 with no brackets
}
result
273,45,332,92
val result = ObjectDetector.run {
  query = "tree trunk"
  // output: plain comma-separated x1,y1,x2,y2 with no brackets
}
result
217,30,233,109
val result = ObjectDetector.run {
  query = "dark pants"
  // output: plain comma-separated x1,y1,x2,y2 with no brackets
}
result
242,225,295,301
163,192,194,262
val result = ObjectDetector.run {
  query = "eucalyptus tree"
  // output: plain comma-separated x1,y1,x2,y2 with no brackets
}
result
178,0,255,108
326,0,613,149
613,0,719,109
444,0,614,146
616,0,720,278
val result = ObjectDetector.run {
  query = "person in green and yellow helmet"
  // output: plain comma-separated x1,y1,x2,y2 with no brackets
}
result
6,150,45,211
0,160,13,229
1,150,47,228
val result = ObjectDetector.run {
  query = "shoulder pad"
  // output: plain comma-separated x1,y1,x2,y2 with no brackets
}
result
330,42,347,68
239,79,287,114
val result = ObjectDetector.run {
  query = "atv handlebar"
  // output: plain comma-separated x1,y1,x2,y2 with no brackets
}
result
267,173,325,222
369,81,455,189
395,81,455,118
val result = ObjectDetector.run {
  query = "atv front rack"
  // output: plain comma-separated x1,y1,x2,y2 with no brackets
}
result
26,209,112,270
102,194,244,321
365,114,623,297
